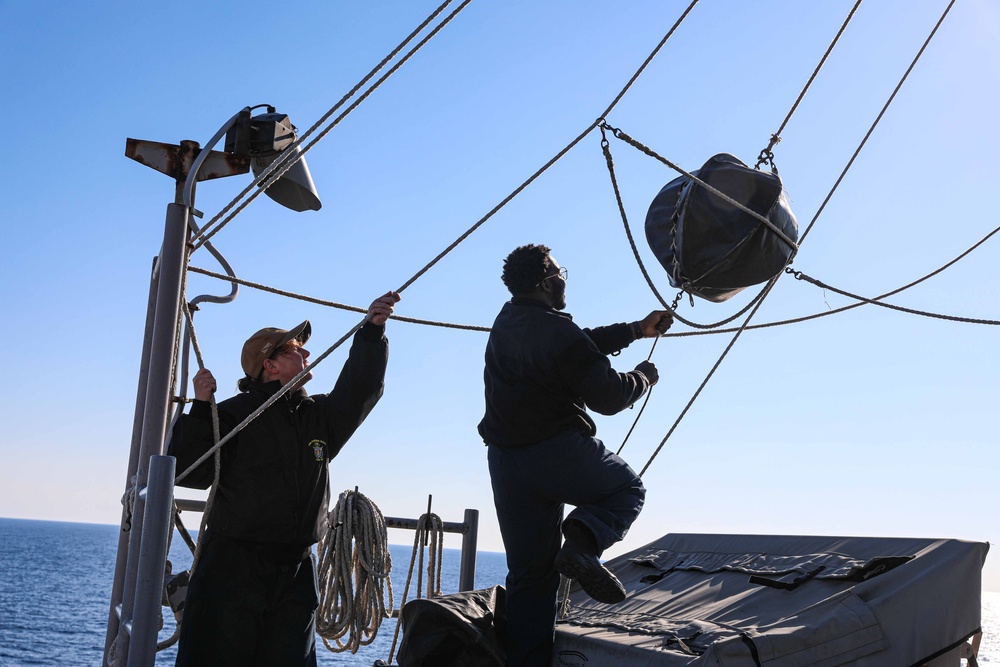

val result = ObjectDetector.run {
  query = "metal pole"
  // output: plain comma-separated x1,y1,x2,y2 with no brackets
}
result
104,257,159,662
127,456,176,667
458,509,479,592
113,202,190,666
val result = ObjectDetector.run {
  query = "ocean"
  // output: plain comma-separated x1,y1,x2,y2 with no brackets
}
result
0,518,507,666
0,518,996,666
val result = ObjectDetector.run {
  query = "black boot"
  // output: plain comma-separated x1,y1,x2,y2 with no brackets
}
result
555,521,626,604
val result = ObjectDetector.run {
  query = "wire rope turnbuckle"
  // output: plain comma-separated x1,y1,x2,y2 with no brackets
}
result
754,134,782,174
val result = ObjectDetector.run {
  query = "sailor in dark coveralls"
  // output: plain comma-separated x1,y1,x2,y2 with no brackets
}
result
169,291,399,667
478,244,673,667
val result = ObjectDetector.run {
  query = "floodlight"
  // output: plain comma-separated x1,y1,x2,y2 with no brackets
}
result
226,108,322,212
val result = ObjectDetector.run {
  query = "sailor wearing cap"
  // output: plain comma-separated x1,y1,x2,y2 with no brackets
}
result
168,291,399,667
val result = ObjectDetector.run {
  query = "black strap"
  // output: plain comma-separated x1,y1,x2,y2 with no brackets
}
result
740,632,763,667
749,565,825,591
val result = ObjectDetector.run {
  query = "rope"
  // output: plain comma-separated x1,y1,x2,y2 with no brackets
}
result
617,335,660,456
557,576,572,620
798,0,956,246
392,0,703,295
178,302,222,579
754,0,864,172
120,475,138,532
173,1,705,478
654,220,1000,339
174,319,364,484
187,265,490,332
607,0,958,472
639,273,783,477
316,490,394,654
174,0,706,470
192,0,472,251
386,511,445,665
786,269,1000,326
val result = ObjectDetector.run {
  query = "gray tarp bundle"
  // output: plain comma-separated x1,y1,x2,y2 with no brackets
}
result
396,584,507,666
553,533,988,666
645,154,799,303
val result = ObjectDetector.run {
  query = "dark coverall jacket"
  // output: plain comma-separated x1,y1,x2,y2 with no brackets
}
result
478,296,651,667
167,322,388,667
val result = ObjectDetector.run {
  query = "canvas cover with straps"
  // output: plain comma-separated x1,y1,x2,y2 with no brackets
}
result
644,153,799,303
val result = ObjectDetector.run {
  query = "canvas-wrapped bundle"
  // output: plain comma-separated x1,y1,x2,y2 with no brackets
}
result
644,153,799,303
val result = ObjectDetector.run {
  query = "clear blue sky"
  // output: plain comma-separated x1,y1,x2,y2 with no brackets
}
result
1,1,997,592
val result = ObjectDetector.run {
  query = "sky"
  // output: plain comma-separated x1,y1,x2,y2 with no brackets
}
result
1,0,998,594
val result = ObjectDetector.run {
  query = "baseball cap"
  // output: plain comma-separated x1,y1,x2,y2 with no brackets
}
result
240,320,312,378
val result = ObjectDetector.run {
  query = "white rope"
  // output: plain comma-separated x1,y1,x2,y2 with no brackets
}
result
386,511,445,664
316,489,394,654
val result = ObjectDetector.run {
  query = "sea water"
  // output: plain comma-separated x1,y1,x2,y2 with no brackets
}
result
0,518,506,666
0,518,996,666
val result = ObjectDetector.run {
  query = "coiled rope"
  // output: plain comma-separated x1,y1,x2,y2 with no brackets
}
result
316,489,395,654
386,511,445,665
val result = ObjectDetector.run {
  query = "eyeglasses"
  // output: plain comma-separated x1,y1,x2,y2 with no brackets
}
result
270,345,305,360
537,267,568,286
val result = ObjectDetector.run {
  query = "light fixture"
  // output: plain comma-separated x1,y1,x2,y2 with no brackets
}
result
225,106,322,212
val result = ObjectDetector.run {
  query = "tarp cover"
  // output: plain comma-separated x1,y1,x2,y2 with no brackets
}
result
552,533,988,667
397,584,507,667
644,153,799,303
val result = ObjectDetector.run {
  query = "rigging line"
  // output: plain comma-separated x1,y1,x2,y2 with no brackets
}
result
617,336,660,456
660,219,1000,337
798,0,956,246
178,301,222,580
393,0,702,294
187,265,490,332
600,126,778,331
755,0,864,170
191,0,469,250
639,273,783,477
787,269,1000,326
175,0,704,479
175,318,365,485
628,0,962,471
193,196,997,346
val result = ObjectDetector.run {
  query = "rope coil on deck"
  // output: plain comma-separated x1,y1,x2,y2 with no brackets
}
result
316,489,394,654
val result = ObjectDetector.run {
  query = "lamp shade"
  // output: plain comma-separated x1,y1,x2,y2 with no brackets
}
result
251,144,322,212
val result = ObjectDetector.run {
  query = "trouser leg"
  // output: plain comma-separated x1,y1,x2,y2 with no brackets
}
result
487,433,646,665
175,536,263,667
255,555,318,667
489,445,563,667
555,432,646,554
175,535,318,667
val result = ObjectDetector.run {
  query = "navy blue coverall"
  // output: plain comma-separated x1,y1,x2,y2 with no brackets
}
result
478,297,649,667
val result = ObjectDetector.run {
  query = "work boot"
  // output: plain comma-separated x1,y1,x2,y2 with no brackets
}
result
555,522,626,604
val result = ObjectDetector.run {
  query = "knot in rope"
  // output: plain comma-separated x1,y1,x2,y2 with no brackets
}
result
120,475,138,531
316,489,394,654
